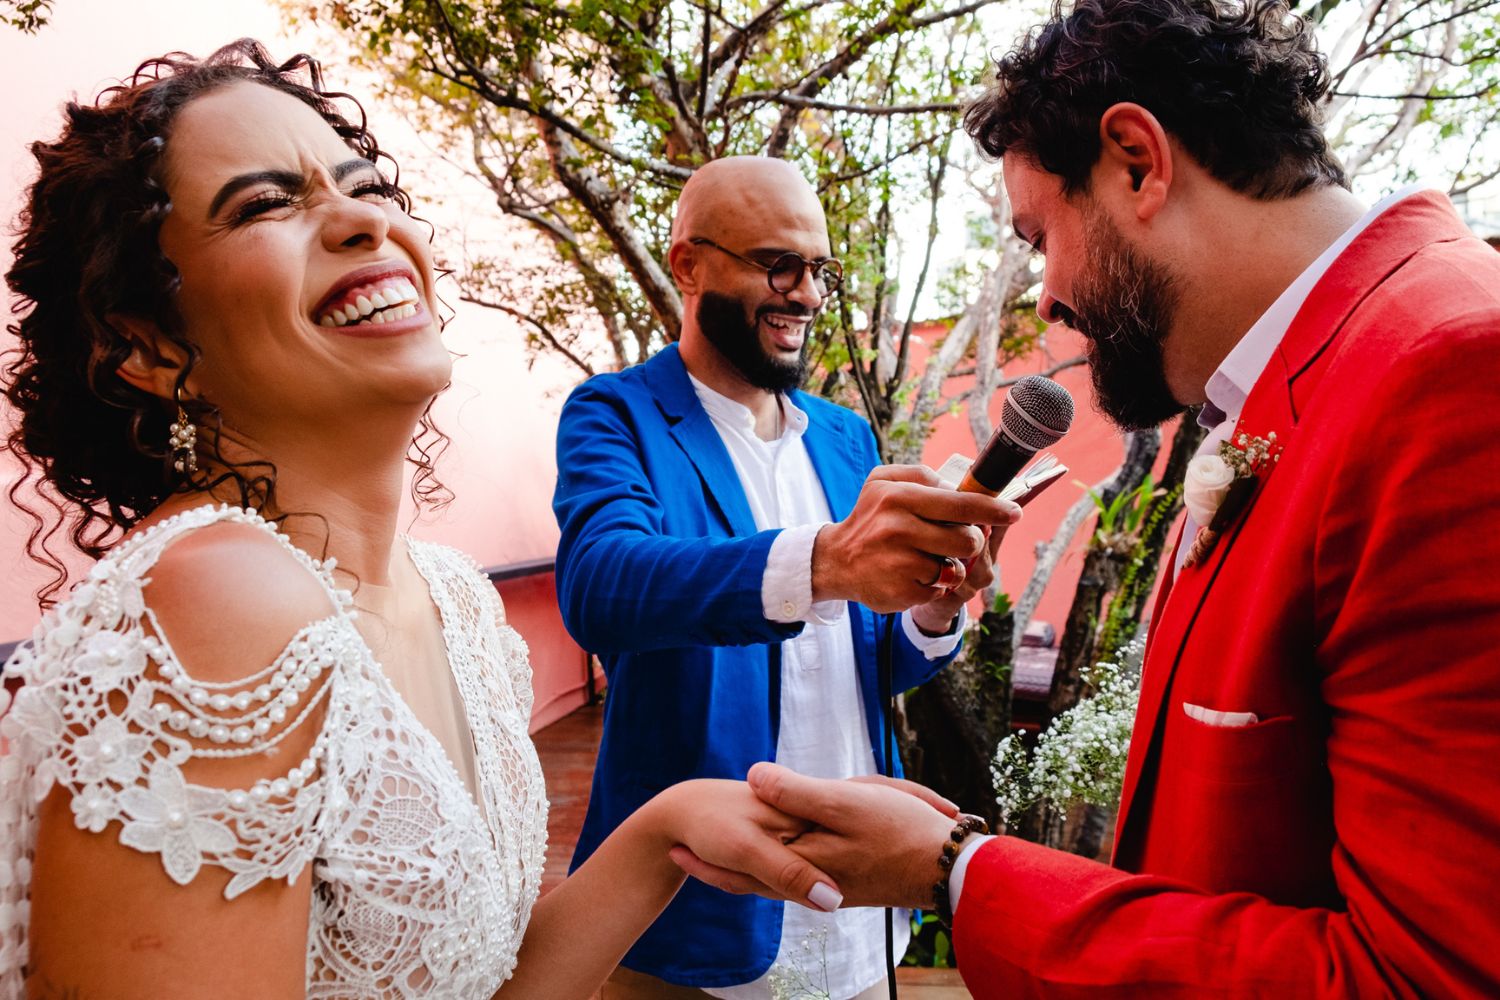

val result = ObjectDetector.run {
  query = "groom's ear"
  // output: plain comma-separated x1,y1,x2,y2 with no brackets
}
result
1094,102,1174,224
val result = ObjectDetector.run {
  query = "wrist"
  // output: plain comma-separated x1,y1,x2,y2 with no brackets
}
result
911,601,960,636
931,814,989,926
810,523,843,604
901,808,967,908
623,786,696,881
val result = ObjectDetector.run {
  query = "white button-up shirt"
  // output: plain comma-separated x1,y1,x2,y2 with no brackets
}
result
1171,183,1430,575
688,375,960,999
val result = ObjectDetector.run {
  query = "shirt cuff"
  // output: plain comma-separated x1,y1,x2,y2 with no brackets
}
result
763,522,846,625
901,604,967,659
948,833,995,915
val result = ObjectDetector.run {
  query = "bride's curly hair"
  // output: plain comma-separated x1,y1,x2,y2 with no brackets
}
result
4,39,452,605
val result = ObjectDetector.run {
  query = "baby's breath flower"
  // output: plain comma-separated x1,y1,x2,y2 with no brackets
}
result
994,639,1144,823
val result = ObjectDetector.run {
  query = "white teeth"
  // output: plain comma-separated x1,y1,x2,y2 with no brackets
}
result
316,278,422,329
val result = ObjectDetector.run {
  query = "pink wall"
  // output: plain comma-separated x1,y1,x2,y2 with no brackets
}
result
493,571,603,734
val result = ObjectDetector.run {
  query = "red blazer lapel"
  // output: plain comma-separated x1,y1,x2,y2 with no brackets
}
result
1115,381,1297,860
1112,191,1470,865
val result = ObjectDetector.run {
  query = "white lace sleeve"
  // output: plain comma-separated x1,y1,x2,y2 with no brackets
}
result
0,506,359,991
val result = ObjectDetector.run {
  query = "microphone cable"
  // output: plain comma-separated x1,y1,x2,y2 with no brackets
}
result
879,613,900,1000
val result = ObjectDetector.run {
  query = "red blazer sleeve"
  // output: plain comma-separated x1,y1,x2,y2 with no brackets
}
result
953,318,1500,998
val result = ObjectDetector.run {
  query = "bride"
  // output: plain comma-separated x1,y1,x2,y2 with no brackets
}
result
0,41,890,999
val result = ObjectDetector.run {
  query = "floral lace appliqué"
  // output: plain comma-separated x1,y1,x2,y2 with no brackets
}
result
0,506,547,998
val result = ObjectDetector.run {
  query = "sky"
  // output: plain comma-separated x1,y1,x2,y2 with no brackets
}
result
0,0,578,638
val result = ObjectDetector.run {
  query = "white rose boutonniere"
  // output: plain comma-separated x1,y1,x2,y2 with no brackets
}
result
1183,454,1236,527
1181,429,1283,569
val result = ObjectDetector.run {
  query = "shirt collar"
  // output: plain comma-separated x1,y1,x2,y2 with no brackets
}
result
1199,183,1431,431
687,373,808,440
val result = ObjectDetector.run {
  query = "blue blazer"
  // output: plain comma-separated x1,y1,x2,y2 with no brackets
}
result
552,344,957,986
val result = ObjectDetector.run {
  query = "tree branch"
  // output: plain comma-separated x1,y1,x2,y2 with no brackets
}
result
459,293,596,377
417,38,692,182
727,92,963,115
891,135,953,400
1331,83,1499,99
1362,0,1500,54
816,131,953,191
764,0,928,156
994,355,1088,389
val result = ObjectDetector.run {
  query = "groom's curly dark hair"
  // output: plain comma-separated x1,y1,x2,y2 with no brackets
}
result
965,0,1348,199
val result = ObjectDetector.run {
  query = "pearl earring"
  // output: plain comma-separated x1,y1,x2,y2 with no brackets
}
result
169,386,198,475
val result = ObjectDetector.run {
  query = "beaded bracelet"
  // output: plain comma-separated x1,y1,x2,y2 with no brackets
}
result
932,812,989,928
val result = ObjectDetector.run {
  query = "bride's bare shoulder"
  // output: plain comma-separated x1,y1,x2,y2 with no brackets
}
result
141,518,339,685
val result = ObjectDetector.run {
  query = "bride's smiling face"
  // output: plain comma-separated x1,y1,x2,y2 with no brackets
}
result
152,80,451,440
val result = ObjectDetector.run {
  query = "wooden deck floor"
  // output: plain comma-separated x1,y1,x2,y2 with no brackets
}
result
532,703,973,998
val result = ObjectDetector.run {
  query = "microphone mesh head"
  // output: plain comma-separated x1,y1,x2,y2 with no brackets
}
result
1001,375,1075,451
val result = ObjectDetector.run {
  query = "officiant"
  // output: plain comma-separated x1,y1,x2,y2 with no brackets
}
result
551,155,1019,998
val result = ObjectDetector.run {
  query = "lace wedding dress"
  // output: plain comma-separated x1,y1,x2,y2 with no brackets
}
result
0,505,549,998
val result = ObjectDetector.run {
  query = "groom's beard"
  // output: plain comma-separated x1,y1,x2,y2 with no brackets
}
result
1064,210,1185,431
697,291,812,393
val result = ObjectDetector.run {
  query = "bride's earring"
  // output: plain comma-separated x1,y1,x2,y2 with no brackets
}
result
169,386,198,475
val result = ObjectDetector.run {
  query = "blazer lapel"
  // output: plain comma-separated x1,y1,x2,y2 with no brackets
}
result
1113,191,1471,860
646,345,758,538
1115,384,1297,857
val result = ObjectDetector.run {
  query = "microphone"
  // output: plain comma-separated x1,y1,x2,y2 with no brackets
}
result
957,375,1075,496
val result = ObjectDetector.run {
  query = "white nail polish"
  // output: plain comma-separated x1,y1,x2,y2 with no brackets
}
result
808,882,843,912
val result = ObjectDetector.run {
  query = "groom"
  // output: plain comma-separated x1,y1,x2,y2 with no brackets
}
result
677,0,1500,994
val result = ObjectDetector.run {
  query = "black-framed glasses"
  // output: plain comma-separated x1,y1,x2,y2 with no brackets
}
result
690,237,844,298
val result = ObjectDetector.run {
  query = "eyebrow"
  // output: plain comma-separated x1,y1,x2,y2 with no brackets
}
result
207,158,379,218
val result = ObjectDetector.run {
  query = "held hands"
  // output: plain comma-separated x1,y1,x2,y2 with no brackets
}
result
643,779,846,913
811,465,1020,619
668,766,960,911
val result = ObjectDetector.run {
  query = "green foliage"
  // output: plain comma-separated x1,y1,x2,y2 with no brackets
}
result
1080,474,1165,550
0,0,50,33
901,910,954,968
1094,482,1182,665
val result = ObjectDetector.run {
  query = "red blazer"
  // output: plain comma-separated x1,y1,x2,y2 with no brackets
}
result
953,192,1500,998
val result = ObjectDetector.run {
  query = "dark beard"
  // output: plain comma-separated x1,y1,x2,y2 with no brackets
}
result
1062,212,1184,431
697,291,810,393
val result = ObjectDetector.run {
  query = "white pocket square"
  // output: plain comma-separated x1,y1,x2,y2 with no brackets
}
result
1182,702,1259,728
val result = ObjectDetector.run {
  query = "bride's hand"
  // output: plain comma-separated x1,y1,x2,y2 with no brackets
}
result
669,764,957,910
643,779,846,913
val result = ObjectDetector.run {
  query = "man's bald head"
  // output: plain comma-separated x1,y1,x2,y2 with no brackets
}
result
671,156,828,249
669,156,832,396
